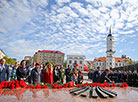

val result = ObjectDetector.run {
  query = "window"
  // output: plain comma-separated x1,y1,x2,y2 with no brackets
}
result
69,60,72,64
80,61,82,64
74,60,77,63
110,63,112,65
119,63,121,66
75,57,78,59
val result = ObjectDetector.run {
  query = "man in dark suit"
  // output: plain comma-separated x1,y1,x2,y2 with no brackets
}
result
99,69,112,83
31,63,41,84
93,67,101,83
65,65,72,83
0,58,10,82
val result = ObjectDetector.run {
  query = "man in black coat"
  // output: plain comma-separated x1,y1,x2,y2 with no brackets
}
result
31,63,41,84
93,67,101,83
98,69,112,83
65,65,72,83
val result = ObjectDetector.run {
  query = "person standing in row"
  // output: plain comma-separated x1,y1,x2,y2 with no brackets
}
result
31,63,41,84
27,62,35,84
53,66,59,83
0,58,10,82
65,65,72,83
78,70,83,84
43,63,53,84
16,60,27,81
59,65,64,84
98,69,112,83
93,67,101,83
10,63,18,81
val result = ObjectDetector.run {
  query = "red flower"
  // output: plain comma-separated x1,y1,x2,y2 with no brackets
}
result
43,85,48,88
30,85,35,89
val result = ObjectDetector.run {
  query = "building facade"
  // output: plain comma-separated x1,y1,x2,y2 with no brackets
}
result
33,50,64,65
85,61,94,70
0,49,7,59
93,28,127,70
67,55,86,69
106,27,115,69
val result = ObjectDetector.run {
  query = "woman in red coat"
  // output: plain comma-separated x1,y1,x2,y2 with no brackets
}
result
43,63,53,84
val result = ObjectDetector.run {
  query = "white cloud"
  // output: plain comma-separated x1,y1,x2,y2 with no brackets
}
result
56,0,70,6
86,0,121,6
70,2,88,16
0,0,138,61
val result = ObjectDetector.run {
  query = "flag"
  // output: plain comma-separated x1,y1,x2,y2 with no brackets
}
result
76,62,81,70
83,64,89,72
76,62,79,66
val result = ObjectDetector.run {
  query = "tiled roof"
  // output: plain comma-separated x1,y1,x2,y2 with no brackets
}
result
115,57,125,62
96,57,106,62
38,50,64,54
95,57,125,62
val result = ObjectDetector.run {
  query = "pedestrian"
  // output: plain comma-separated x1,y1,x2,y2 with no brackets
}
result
0,58,10,82
31,63,41,84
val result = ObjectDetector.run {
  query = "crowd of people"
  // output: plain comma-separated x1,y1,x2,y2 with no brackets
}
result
1,58,138,87
0,58,83,85
88,67,138,87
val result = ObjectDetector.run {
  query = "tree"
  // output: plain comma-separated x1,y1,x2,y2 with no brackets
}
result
64,60,67,68
126,60,135,66
3,56,16,65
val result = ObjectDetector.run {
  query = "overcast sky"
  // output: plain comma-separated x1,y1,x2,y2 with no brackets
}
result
0,0,138,61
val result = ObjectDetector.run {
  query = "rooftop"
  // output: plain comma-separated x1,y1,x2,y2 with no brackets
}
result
38,50,64,54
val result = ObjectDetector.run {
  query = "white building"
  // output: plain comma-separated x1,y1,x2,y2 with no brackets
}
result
67,55,86,69
106,27,115,69
93,28,126,70
0,49,7,59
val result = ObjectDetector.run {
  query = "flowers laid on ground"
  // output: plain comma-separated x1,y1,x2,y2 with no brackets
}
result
0,80,128,89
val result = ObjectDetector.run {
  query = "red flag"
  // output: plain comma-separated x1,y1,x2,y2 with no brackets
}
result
76,62,79,66
76,63,81,70
83,64,88,72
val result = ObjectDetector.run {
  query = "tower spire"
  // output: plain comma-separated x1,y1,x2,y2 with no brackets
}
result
108,26,112,37
109,26,111,34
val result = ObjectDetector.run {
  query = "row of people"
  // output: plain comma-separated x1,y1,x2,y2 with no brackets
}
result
88,67,138,87
0,59,83,85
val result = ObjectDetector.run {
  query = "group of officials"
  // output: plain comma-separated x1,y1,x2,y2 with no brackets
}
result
88,67,138,87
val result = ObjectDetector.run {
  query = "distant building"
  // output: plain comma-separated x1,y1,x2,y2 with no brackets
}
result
24,56,32,60
93,57,126,70
67,55,86,70
85,61,94,70
0,49,7,59
93,28,127,70
33,50,64,65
